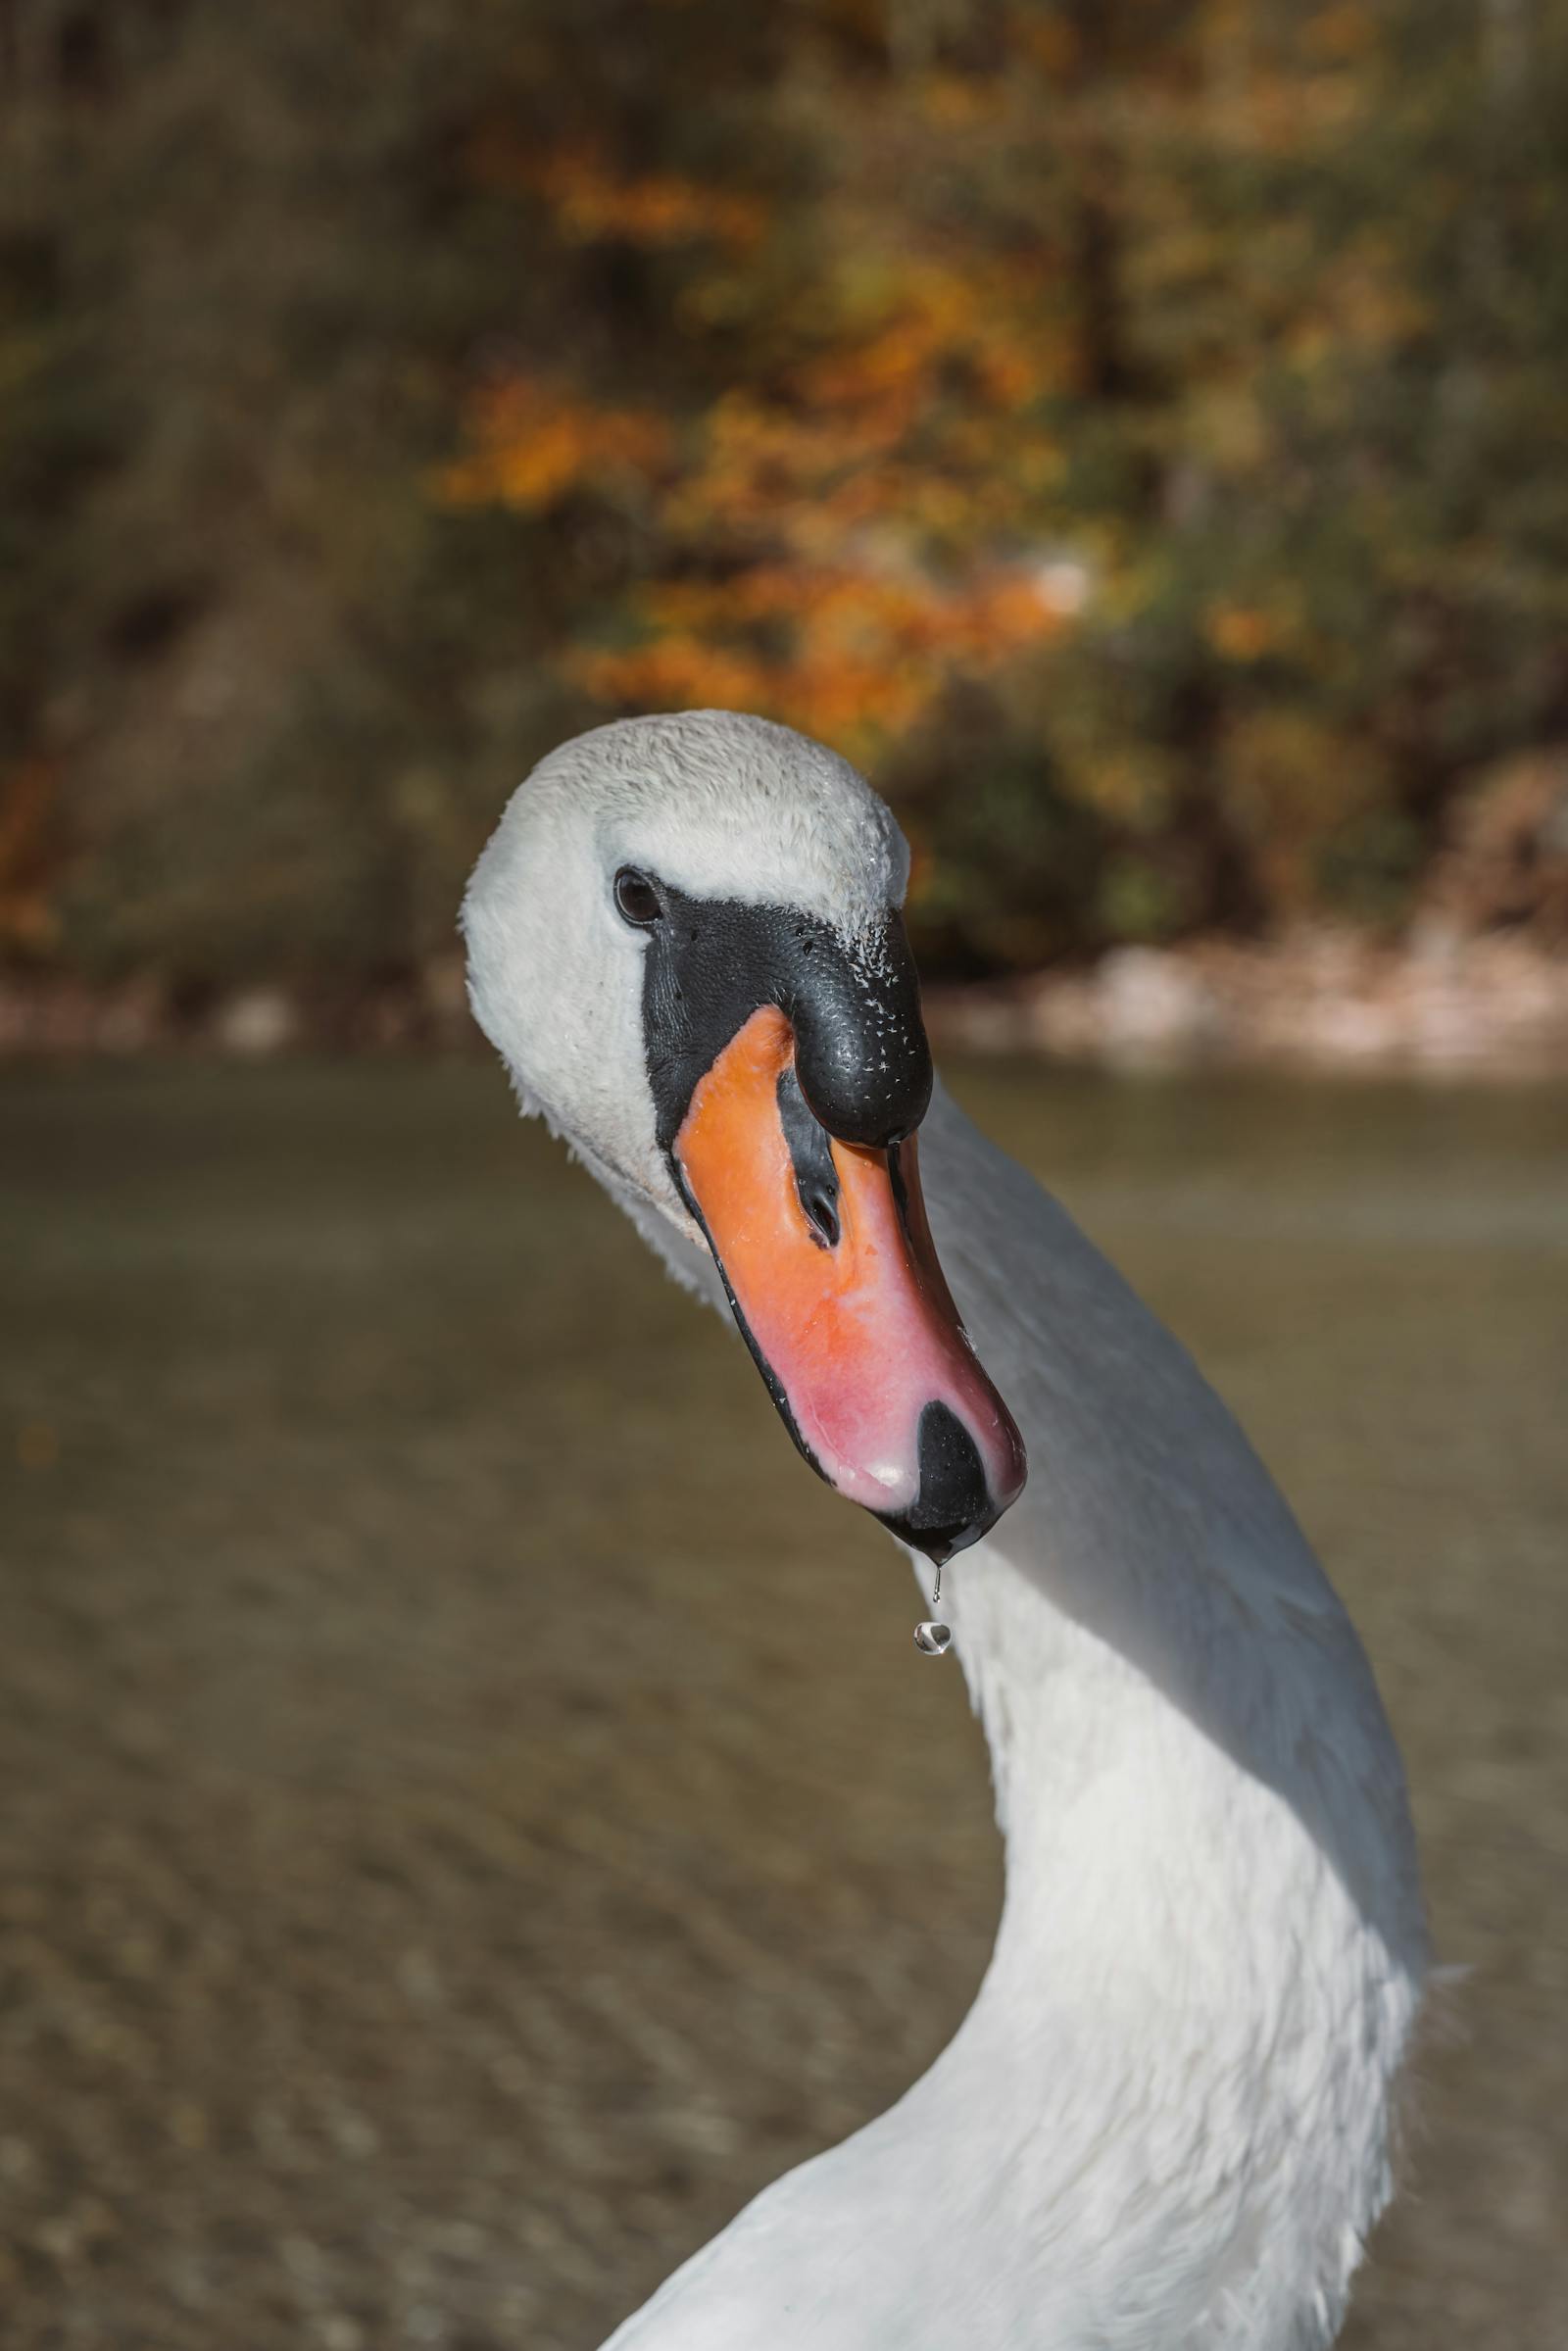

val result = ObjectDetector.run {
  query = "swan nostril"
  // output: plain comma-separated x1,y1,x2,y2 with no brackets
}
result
806,1191,840,1249
776,1060,842,1253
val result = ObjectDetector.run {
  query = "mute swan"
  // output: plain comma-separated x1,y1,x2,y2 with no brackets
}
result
463,710,1427,2351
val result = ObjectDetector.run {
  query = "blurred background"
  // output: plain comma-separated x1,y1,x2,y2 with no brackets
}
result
4,0,1568,1044
2,3,1566,2347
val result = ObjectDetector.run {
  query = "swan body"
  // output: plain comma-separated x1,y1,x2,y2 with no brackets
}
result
463,711,1427,2350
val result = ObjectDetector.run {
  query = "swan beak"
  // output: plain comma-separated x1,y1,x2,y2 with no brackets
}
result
673,1005,1027,1562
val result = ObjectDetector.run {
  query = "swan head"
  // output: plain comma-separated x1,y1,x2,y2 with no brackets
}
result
463,710,1026,1563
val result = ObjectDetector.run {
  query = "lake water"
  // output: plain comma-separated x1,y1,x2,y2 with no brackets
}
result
2,1059,1564,2348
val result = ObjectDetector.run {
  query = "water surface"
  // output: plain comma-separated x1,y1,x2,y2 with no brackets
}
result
2,1061,1564,2348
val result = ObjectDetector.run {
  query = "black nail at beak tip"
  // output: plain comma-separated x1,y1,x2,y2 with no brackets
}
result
875,1400,998,1567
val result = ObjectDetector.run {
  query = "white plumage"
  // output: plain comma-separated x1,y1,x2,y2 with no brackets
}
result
464,711,1428,2350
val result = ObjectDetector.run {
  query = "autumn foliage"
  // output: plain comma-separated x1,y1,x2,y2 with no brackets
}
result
4,0,1567,987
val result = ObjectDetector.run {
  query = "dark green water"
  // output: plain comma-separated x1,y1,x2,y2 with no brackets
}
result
2,1061,1564,2349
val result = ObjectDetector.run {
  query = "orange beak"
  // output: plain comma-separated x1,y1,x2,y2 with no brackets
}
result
674,1006,1026,1557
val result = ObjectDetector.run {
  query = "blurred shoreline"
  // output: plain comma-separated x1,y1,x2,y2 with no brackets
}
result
5,925,1565,1077
925,925,1568,1078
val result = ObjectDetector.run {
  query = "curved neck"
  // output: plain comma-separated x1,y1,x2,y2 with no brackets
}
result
916,1076,1424,2034
602,1082,1426,2351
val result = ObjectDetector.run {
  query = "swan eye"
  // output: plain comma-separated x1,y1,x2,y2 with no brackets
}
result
613,867,664,928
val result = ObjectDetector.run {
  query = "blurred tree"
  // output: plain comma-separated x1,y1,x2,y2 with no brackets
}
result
2,0,1566,991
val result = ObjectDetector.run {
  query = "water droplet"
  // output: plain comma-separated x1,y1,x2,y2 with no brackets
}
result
913,1621,952,1656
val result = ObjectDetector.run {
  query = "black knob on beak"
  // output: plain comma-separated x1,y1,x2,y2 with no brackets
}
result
788,910,932,1149
640,890,933,1158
